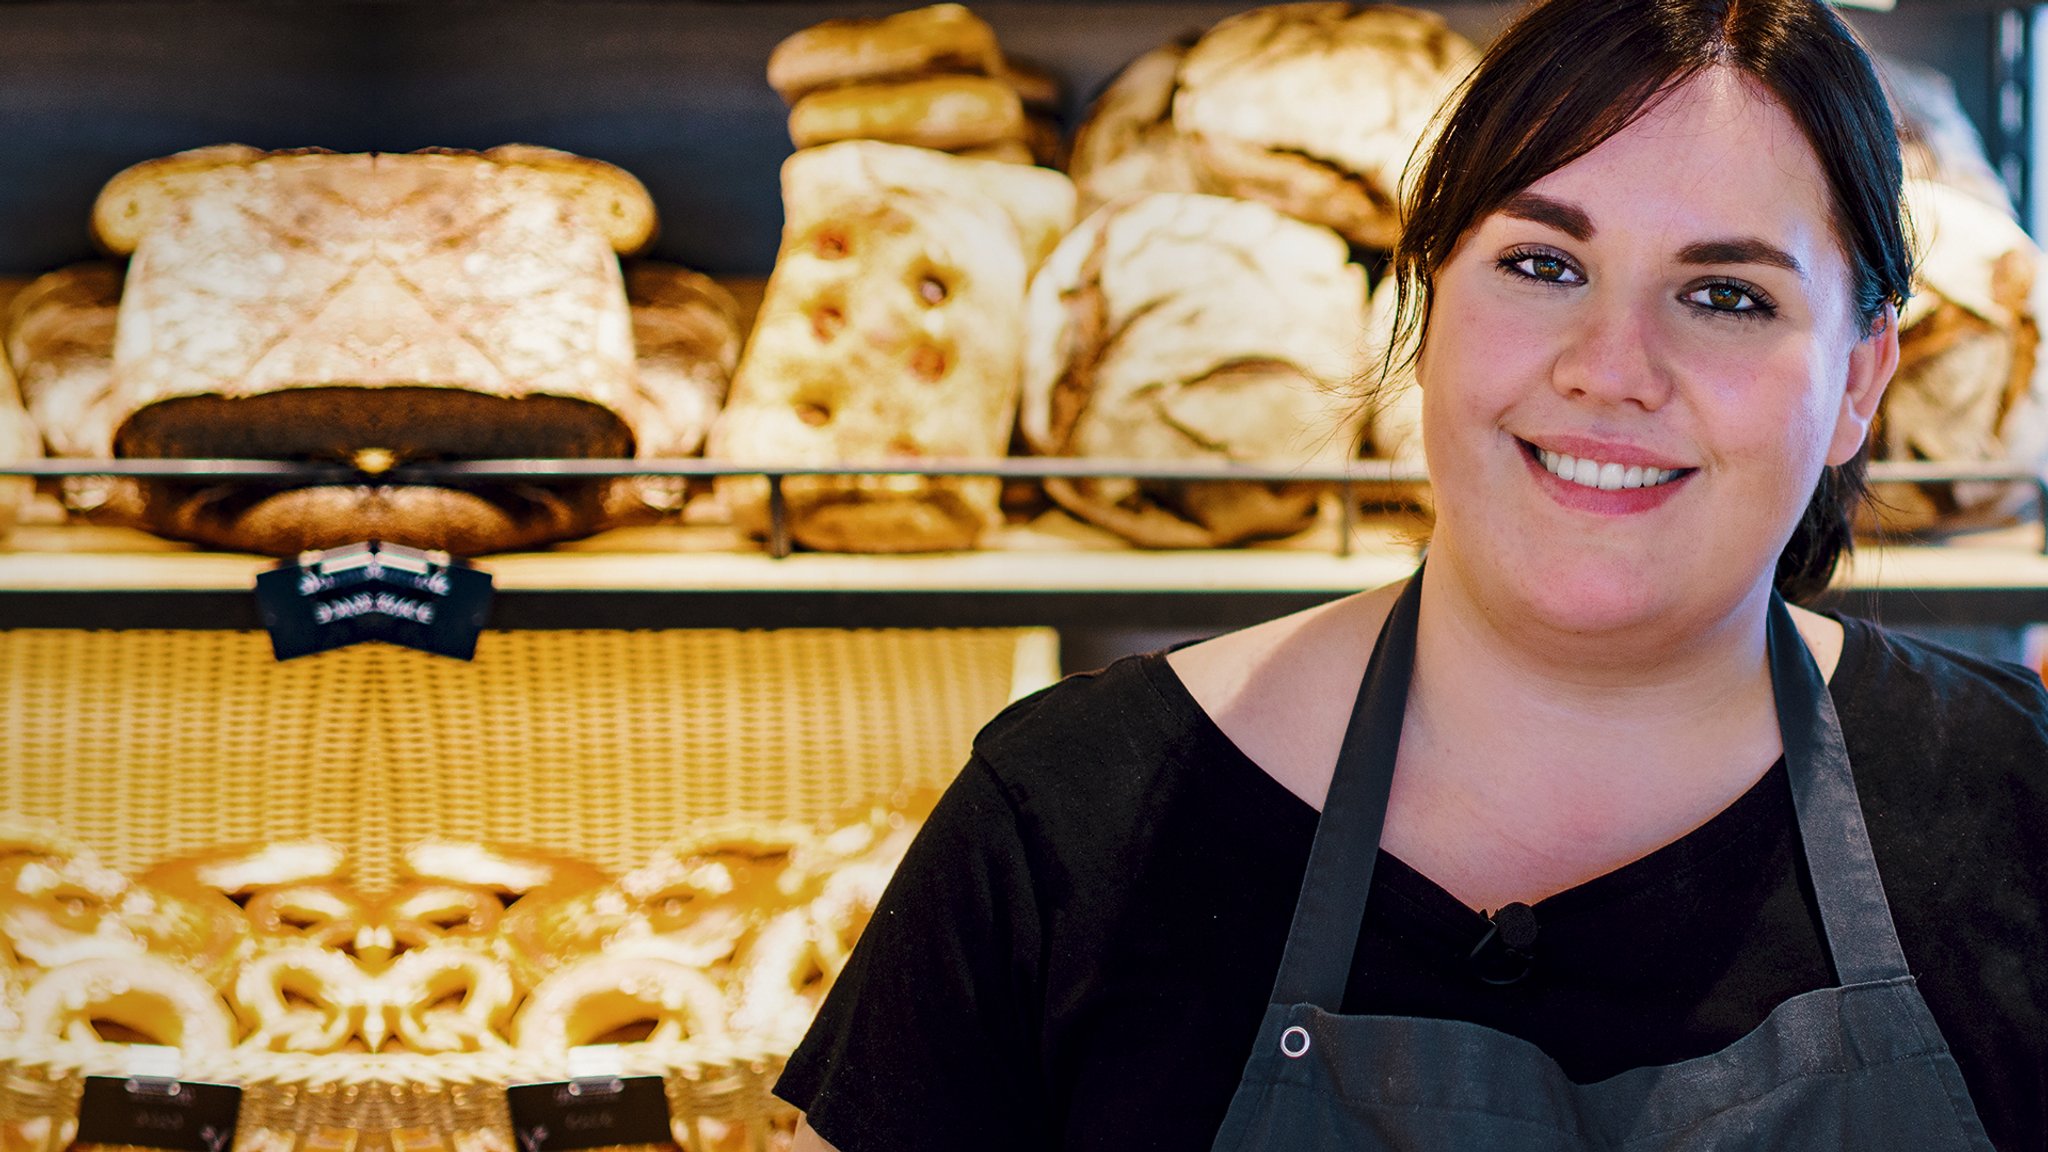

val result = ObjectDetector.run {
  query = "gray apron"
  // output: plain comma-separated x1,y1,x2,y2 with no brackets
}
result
1211,573,1996,1150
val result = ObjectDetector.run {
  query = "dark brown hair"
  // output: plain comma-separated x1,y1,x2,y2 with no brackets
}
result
1392,0,1913,603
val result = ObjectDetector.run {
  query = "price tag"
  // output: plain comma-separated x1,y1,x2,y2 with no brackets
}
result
255,541,493,661
504,1075,674,1152
73,1075,240,1152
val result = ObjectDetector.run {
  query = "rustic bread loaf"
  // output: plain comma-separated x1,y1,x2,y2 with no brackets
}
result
1867,178,2046,534
0,332,39,541
4,263,131,522
711,140,1074,552
612,262,744,518
1173,3,1474,249
768,3,1005,104
1021,193,1367,547
1069,39,1210,217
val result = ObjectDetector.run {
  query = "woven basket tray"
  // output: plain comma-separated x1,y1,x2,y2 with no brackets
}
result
0,627,1058,1149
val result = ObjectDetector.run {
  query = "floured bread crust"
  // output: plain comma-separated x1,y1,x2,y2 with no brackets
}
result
788,75,1026,152
1868,178,2045,534
768,3,1005,104
1021,193,1367,547
711,141,1075,552
1174,3,1475,249
1070,39,1211,217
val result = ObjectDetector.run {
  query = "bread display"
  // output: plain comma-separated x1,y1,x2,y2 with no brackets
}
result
1069,39,1211,217
1173,3,1475,249
1021,193,1368,547
1870,178,2046,533
770,4,1059,166
711,140,1075,551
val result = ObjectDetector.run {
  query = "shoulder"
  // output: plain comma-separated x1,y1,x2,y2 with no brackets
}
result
1835,615,2048,766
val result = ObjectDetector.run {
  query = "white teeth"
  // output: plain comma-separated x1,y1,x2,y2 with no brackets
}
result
1536,447,1681,491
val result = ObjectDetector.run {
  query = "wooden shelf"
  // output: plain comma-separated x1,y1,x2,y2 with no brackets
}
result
0,515,2043,630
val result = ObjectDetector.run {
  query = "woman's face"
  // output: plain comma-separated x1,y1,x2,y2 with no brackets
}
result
1417,68,1896,640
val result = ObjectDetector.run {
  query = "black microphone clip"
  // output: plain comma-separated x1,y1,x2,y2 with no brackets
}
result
1469,901,1540,986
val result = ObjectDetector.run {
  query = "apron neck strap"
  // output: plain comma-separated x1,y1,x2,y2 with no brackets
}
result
1267,572,1911,1013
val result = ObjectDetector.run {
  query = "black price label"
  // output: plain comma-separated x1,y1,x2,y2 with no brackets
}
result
74,1076,240,1152
505,1076,675,1152
255,540,493,661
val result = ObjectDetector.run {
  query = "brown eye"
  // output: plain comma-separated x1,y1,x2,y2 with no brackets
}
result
1707,285,1745,310
1530,256,1565,280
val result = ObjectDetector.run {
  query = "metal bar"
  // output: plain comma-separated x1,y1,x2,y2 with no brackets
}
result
766,474,791,560
0,457,2038,486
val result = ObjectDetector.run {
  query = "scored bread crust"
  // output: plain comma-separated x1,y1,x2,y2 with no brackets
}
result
788,75,1027,152
1069,38,1210,218
710,141,1075,552
1021,193,1367,548
1869,178,2045,534
1174,2,1475,249
768,3,1005,103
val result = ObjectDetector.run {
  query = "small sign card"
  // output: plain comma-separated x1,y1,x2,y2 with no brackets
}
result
255,541,493,661
504,1076,675,1152
73,1075,240,1152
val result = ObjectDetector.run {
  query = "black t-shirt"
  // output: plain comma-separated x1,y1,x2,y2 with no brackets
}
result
778,617,2048,1151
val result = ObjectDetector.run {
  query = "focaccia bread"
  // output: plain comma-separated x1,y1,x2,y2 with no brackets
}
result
1866,178,2046,534
1174,3,1475,249
1069,39,1211,217
58,144,666,554
711,141,1075,552
788,75,1026,152
1021,193,1367,547
768,3,1006,103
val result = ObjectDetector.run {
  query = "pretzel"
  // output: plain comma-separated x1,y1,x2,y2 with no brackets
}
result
245,883,369,951
19,955,235,1051
383,944,516,1054
233,944,368,1053
729,908,831,1044
0,838,141,971
513,954,728,1053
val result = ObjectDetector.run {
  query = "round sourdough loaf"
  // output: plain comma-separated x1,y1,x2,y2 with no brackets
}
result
1069,38,1211,218
1173,3,1475,249
1021,193,1367,547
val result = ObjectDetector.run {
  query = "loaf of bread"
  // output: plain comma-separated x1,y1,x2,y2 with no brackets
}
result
768,3,1005,103
788,75,1026,152
1069,39,1210,217
1021,193,1368,547
771,5,1057,166
711,141,1075,551
0,339,39,542
611,262,744,517
7,145,702,554
1174,3,1475,249
1867,178,2046,534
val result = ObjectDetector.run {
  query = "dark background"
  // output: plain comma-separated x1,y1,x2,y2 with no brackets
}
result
0,0,2015,277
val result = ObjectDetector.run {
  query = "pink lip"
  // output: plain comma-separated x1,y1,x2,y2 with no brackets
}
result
1520,434,1693,471
1519,439,1693,516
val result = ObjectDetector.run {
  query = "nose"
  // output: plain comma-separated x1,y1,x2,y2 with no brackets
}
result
1549,293,1674,411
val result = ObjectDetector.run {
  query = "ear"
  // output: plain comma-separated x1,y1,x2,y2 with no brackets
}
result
1826,302,1898,466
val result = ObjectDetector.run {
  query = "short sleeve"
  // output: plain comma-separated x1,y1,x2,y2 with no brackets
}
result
775,756,1049,1152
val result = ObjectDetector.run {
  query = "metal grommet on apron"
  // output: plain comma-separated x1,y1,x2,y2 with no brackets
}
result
1209,569,1996,1151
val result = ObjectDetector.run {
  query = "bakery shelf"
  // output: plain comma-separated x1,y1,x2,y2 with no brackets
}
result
2,514,2044,631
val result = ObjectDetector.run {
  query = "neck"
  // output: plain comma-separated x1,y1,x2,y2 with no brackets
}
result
1404,548,1782,816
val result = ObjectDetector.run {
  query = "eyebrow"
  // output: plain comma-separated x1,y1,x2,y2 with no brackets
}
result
1500,193,1593,240
1675,238,1806,279
1499,192,1806,279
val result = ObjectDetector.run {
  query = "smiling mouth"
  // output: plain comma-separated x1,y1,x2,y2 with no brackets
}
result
1519,439,1696,492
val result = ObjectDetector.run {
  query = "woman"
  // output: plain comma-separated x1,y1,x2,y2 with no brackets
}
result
778,0,2048,1147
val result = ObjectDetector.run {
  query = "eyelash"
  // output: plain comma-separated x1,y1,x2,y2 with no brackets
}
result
1494,247,1780,322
